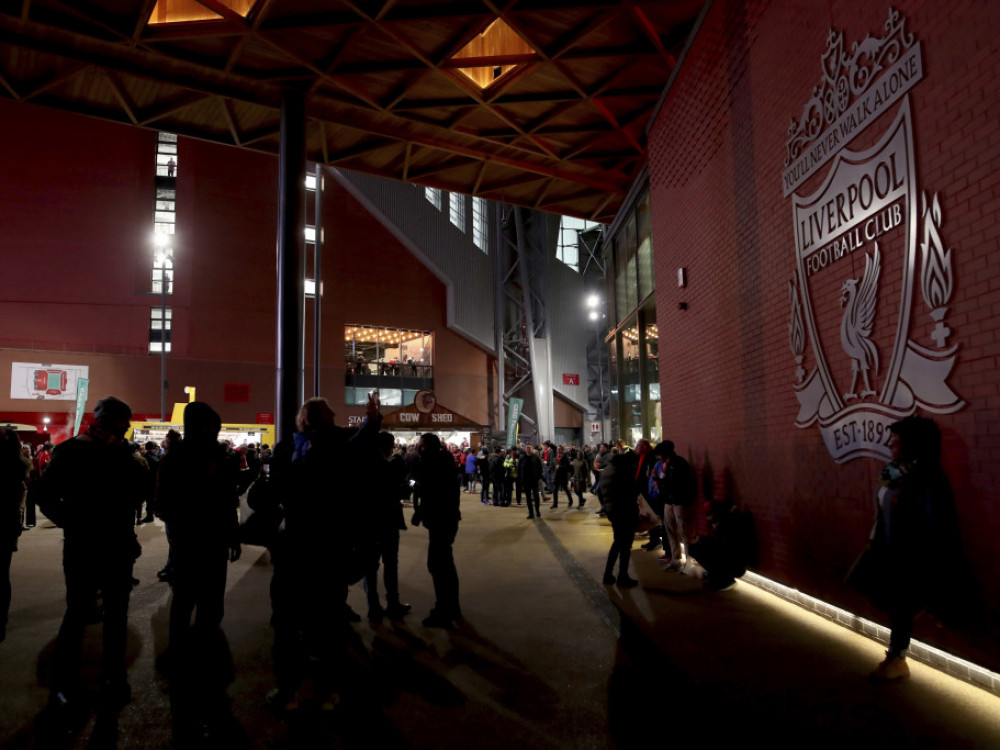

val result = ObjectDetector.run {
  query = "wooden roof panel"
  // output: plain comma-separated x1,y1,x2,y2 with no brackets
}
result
239,28,348,76
141,35,248,70
0,0,704,221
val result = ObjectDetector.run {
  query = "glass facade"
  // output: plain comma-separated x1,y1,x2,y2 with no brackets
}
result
642,307,661,443
150,132,176,354
621,316,642,446
344,325,433,406
603,185,660,444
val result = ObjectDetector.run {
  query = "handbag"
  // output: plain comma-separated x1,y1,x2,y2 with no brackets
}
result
636,494,662,533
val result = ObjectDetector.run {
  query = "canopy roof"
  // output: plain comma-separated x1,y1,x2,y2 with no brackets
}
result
0,0,703,222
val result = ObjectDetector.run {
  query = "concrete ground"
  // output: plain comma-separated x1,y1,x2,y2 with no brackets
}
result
2,491,1000,749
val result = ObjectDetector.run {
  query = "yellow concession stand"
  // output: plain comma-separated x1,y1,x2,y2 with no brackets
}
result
128,401,276,448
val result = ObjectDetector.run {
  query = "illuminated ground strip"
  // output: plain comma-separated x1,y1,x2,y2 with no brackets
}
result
742,571,1000,695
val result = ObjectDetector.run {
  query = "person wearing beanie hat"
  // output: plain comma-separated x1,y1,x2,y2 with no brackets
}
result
29,395,147,712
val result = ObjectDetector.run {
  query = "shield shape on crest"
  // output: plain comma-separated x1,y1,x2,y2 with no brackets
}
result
789,99,963,462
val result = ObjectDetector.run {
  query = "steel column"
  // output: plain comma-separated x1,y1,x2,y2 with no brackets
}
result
275,90,306,444
313,162,323,398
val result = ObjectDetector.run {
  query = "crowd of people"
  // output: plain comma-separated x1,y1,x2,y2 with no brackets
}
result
0,393,464,725
0,395,958,732
459,441,606,515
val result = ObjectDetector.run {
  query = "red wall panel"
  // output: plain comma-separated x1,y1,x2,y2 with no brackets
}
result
647,0,1000,668
0,100,155,350
0,103,488,427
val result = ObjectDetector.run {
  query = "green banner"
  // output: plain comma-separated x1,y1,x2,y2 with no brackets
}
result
73,378,89,436
505,398,524,448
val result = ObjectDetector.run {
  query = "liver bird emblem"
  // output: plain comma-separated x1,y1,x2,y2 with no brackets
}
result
840,244,881,401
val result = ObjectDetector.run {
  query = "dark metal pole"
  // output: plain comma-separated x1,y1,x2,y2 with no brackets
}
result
276,90,306,444
313,162,323,398
160,272,167,421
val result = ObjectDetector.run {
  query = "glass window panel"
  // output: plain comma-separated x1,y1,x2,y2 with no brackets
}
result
154,223,175,234
345,330,357,372
449,192,466,232
154,211,175,224
636,191,654,300
155,200,175,211
621,320,641,402
625,254,638,313
156,189,176,200
157,143,178,155
377,389,403,406
149,306,172,353
605,263,617,332
615,239,628,320
556,215,599,273
609,335,620,444
623,213,637,261
344,325,433,401
636,190,651,247
642,306,660,443
158,132,178,143
151,269,174,295
425,187,442,209
637,236,653,301
472,197,488,252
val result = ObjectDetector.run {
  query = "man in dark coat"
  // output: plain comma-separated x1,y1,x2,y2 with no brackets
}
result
138,440,160,524
32,396,147,710
363,432,411,621
488,448,507,507
654,440,696,570
156,402,242,662
411,433,462,627
600,449,641,587
519,444,543,519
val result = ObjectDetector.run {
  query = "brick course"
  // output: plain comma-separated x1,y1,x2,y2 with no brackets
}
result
648,0,1000,669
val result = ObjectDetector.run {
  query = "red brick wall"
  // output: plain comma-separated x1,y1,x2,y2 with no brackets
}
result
648,0,1000,668
0,100,154,351
0,104,489,428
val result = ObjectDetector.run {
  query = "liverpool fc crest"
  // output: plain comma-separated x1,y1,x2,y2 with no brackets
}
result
784,9,963,463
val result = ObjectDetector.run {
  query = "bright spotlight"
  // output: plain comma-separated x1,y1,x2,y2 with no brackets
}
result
586,294,599,308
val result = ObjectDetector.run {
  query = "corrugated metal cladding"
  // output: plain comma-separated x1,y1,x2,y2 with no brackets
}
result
547,258,590,412
336,170,496,352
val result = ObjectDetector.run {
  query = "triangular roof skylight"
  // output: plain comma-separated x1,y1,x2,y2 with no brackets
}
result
450,19,535,90
149,0,256,25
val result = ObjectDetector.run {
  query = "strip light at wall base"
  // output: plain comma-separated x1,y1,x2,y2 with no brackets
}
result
741,571,1000,697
